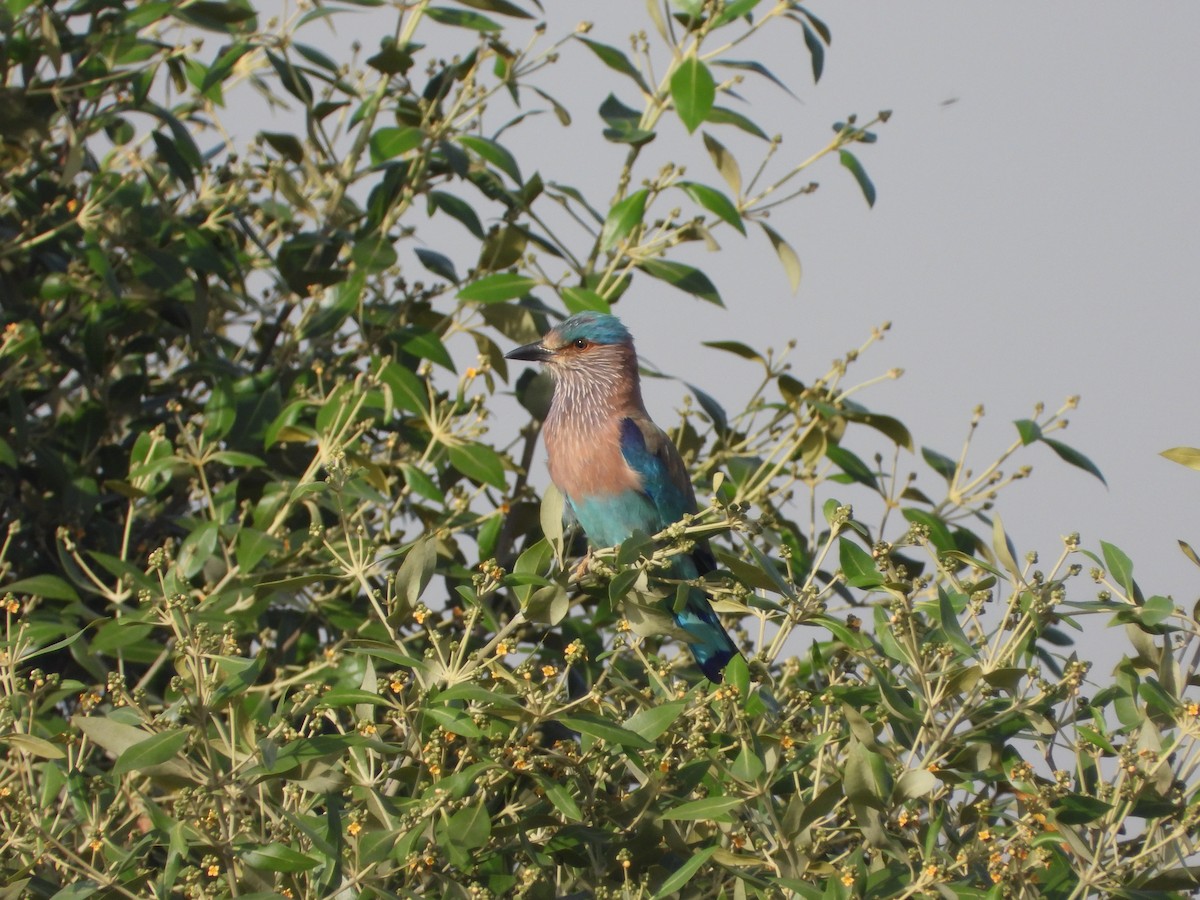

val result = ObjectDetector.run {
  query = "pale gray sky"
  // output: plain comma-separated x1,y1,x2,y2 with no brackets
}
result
257,2,1200,604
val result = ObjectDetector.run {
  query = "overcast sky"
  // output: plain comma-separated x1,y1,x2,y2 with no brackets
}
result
261,2,1200,607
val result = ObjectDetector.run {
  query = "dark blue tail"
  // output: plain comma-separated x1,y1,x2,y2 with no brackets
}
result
672,588,738,683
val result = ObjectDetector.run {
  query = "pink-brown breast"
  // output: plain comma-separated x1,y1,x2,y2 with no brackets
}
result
543,411,642,501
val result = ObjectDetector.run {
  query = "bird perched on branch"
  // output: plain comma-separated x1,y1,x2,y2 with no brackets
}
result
506,312,738,682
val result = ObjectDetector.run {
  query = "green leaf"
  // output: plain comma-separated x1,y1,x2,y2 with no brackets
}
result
448,442,507,488
4,575,80,602
542,779,582,821
415,248,460,283
369,125,422,163
799,20,825,82
730,742,765,783
842,409,913,451
713,58,796,98
1101,540,1134,598
453,0,533,18
457,272,537,303
624,700,687,741
578,37,650,94
600,189,648,252
112,728,190,776
524,583,569,626
458,134,521,183
839,150,876,207
477,224,527,271
670,57,715,133
839,539,881,589
1042,437,1106,486
687,383,727,432
661,796,743,822
922,446,958,481
379,361,430,414
895,768,937,800
759,222,802,292
636,258,723,305
1053,793,1113,826
425,6,501,31
844,738,892,809
1179,539,1200,570
401,329,455,371
598,93,656,146
3,733,66,760
1014,418,1042,445
560,286,611,315
703,340,762,363
713,0,763,27
210,450,266,468
607,569,641,607
429,190,485,238
425,706,484,738
992,515,1023,581
826,444,877,488
1161,446,1200,471
702,131,741,195
652,846,718,899
678,181,745,234
261,130,303,163
176,521,218,579
1139,595,1175,628
239,842,320,872
396,535,438,609
558,713,653,749
705,106,769,139
935,587,977,659
210,654,267,708
540,482,565,564
173,1,257,32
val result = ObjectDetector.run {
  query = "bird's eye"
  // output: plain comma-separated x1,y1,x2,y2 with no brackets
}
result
573,338,589,349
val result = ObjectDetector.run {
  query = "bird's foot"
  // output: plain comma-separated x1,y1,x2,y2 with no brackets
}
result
570,550,593,583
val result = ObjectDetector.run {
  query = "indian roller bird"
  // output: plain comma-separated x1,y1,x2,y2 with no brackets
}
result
506,311,738,682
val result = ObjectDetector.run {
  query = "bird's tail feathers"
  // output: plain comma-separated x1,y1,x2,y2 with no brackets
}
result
673,588,738,683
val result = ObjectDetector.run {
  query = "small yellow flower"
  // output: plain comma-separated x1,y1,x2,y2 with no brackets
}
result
780,735,794,750
841,872,855,886
495,641,510,657
1187,701,1200,717
348,821,362,837
207,864,220,877
390,678,405,693
541,664,558,678
89,837,103,852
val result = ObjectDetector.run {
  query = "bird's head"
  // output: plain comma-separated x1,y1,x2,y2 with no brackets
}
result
505,312,634,373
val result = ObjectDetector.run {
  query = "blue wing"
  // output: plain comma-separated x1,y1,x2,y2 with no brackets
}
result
618,417,736,682
618,416,696,527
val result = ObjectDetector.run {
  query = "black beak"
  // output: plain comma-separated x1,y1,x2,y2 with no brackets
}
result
505,341,553,363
